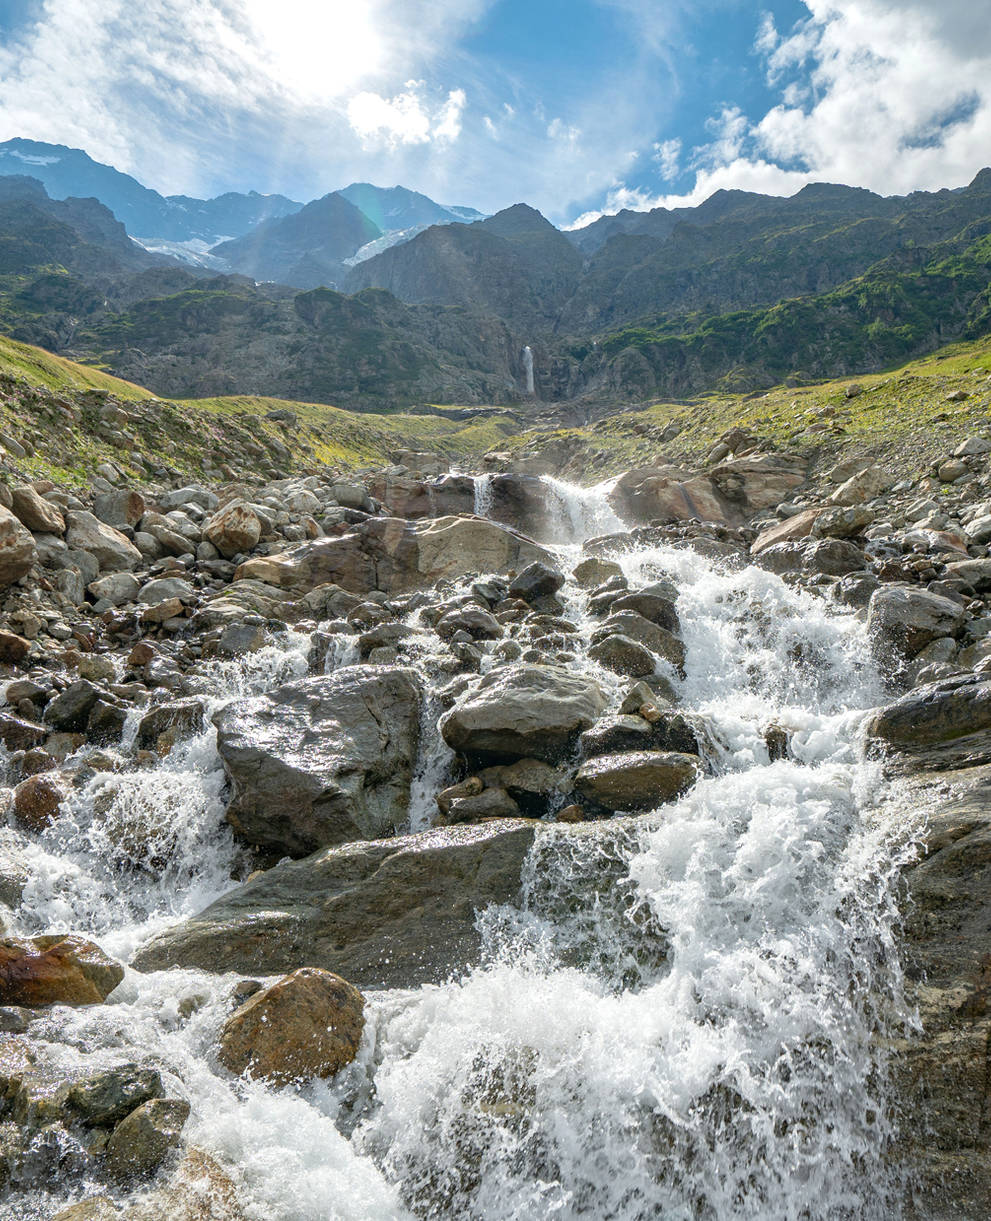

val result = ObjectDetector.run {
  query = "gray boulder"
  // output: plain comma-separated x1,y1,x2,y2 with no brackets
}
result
440,664,607,763
64,511,141,573
214,666,422,856
575,750,699,811
868,586,966,659
131,821,538,988
867,675,991,751
0,507,36,586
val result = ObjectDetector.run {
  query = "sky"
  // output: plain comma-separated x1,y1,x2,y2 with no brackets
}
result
0,0,989,227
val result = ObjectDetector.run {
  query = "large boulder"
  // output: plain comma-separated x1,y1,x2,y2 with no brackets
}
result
10,484,64,535
203,501,262,559
234,516,553,596
708,452,806,511
750,508,822,557
0,506,36,586
607,466,731,526
214,666,422,856
218,968,364,1085
64,511,141,572
440,664,607,763
574,750,699,811
866,675,991,752
132,821,538,988
0,934,124,1006
367,473,475,520
867,586,965,659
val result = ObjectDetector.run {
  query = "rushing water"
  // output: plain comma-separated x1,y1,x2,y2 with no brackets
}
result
5,477,917,1220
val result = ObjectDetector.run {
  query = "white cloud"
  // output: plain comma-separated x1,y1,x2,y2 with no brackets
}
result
572,0,991,228
347,84,465,149
547,118,581,144
653,137,681,180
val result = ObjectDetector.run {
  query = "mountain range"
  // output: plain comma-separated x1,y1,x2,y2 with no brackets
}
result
0,137,990,412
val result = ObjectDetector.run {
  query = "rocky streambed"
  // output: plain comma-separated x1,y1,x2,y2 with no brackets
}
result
0,431,989,1217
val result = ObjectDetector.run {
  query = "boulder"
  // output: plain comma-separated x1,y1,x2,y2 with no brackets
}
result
868,587,966,659
203,501,262,559
10,484,64,535
608,467,731,526
750,508,822,557
508,562,565,602
829,467,892,506
131,821,538,989
218,968,364,1085
367,473,475,519
590,611,685,669
440,664,607,763
234,516,553,596
587,633,658,678
575,750,699,811
214,667,422,856
11,773,66,831
799,538,868,577
867,675,991,751
708,452,806,511
607,592,680,634
944,559,991,593
93,489,145,528
0,935,124,1006
67,1065,163,1126
0,506,37,586
64,511,141,573
103,1097,190,1182
88,572,141,606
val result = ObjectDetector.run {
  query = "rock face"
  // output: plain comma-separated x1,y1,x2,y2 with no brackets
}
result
235,515,553,595
574,751,699,811
218,968,365,1085
132,821,538,988
214,667,422,857
0,935,124,1006
440,664,607,763
0,506,36,587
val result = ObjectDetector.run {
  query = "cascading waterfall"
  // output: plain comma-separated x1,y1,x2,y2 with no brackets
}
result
5,476,918,1221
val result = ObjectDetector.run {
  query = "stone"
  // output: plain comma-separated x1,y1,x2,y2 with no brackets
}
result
67,1064,164,1126
93,489,145,528
608,467,731,526
65,511,141,572
10,484,64,534
868,587,966,659
440,664,607,764
12,773,66,831
0,506,37,586
446,787,521,822
607,592,680,634
132,821,538,989
0,934,124,1006
829,467,892,506
944,559,991,593
573,557,623,588
866,674,991,751
204,501,262,559
235,516,553,596
750,508,822,557
214,667,422,856
591,612,685,669
138,577,194,604
808,505,873,539
574,750,699,811
218,968,364,1085
88,572,141,606
0,630,30,663
44,680,100,731
588,633,658,678
800,538,868,576
508,562,565,601
103,1097,190,1182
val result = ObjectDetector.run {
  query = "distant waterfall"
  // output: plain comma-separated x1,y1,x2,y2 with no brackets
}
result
522,345,535,396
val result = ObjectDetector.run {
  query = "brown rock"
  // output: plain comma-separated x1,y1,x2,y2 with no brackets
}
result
218,967,364,1085
12,773,66,831
750,508,822,557
0,630,30,663
204,502,262,559
0,934,124,1006
10,484,64,535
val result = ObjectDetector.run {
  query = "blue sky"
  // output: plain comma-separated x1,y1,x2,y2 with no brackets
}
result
0,0,988,227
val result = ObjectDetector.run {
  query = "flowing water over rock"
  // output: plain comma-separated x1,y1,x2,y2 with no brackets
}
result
5,477,918,1220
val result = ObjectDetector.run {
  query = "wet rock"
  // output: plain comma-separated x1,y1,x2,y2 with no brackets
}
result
446,787,521,822
587,633,657,678
65,512,141,573
0,935,124,1006
0,713,47,751
508,562,565,602
103,1097,190,1183
573,557,623,588
52,1197,120,1220
138,577,194,604
0,630,30,663
218,967,364,1086
440,664,607,764
132,821,538,989
867,674,991,752
574,750,699,811
44,680,100,731
11,773,66,831
435,606,502,642
67,1065,164,1127
203,502,261,559
607,591,680,634
591,611,685,670
868,587,966,659
214,667,422,856
136,701,206,751
0,506,37,586
10,484,64,535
